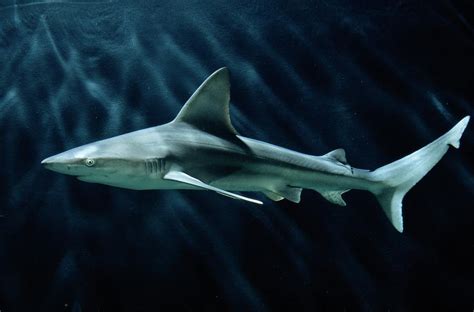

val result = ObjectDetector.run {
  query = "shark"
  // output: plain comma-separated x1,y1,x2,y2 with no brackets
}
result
41,67,470,232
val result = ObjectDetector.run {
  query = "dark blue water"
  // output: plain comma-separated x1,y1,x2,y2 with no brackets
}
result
0,1,473,311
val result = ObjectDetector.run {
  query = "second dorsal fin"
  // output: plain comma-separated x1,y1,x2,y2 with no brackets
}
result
172,67,238,136
323,148,348,164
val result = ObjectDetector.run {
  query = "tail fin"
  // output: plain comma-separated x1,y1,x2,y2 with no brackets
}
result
370,116,470,232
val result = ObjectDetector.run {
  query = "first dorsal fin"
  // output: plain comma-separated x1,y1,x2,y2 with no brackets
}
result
323,148,348,164
173,67,238,135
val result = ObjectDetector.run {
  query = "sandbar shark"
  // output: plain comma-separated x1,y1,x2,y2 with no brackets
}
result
42,68,470,232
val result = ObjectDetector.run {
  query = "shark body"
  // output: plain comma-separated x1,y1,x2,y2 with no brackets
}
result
42,68,470,232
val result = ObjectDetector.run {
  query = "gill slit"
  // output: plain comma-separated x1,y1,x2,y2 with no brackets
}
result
145,158,165,176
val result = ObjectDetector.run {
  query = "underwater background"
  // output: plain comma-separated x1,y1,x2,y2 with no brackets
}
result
0,0,473,311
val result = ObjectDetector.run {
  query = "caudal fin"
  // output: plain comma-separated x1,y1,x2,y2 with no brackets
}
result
370,116,470,232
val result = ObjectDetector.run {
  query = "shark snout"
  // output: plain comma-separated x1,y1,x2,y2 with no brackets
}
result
41,153,77,175
41,156,56,169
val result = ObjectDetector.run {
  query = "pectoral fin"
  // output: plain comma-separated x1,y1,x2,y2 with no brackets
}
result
163,171,263,205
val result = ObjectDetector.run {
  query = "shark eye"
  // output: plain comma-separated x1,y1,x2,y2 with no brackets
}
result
85,158,95,167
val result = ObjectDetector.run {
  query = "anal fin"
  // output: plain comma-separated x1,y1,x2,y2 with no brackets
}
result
320,190,349,206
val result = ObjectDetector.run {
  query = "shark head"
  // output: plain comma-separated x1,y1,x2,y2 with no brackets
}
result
42,142,113,179
41,137,144,186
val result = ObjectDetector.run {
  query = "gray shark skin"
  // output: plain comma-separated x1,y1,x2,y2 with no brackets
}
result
41,68,470,232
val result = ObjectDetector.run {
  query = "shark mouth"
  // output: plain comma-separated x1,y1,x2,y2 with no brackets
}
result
77,175,99,183
77,174,111,182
